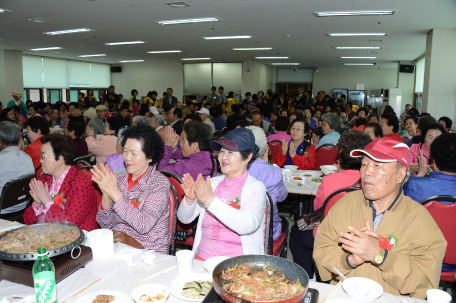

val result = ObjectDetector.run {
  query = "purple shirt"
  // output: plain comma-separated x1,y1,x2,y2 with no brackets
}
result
248,159,288,240
156,145,217,180
106,153,127,174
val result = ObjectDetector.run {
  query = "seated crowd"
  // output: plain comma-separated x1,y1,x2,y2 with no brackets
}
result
0,88,455,299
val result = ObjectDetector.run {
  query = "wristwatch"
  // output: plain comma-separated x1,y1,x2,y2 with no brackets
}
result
372,249,386,266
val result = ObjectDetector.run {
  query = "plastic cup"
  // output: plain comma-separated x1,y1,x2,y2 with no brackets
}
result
176,250,193,273
426,289,451,303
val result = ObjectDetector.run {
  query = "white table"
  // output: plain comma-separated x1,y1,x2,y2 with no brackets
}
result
0,219,425,303
284,170,322,196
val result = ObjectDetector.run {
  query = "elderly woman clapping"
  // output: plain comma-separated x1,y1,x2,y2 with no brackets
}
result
177,128,267,261
93,125,171,253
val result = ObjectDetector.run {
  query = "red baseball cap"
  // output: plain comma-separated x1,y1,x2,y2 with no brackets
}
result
350,137,411,168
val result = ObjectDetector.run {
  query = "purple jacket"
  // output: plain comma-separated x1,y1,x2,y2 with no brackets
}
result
156,145,217,180
248,159,288,240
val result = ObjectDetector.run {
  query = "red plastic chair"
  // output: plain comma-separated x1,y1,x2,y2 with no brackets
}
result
159,170,196,248
78,166,103,210
315,144,339,170
267,140,282,161
264,191,288,257
168,183,178,255
320,187,362,220
420,195,456,291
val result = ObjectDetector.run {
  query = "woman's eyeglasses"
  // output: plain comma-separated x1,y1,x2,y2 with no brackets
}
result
40,153,54,160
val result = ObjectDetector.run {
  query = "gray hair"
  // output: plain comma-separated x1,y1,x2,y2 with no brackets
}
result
153,115,165,127
0,121,20,146
321,112,341,131
245,125,267,158
133,115,149,126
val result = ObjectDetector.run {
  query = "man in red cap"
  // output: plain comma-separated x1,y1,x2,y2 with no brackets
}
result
313,137,446,299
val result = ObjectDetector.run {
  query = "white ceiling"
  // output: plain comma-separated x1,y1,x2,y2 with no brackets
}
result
0,0,455,68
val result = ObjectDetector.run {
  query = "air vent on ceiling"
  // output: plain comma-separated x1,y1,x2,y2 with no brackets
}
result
369,39,383,42
166,2,190,8
28,18,50,23
248,41,262,44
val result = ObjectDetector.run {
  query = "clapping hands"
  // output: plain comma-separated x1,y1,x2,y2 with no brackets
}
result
182,173,214,208
164,126,179,152
29,179,51,208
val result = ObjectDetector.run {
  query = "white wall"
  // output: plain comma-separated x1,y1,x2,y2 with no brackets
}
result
312,67,398,97
0,50,24,103
111,61,183,101
254,61,274,93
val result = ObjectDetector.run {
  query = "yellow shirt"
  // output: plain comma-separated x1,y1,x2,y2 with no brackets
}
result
226,98,237,114
129,95,138,110
143,97,159,107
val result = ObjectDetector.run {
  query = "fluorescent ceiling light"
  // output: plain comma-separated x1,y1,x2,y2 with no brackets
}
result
315,10,394,17
104,41,146,45
328,33,387,37
147,50,181,53
232,47,273,51
271,63,300,66
166,2,190,8
28,18,50,23
341,57,377,59
181,58,211,60
78,54,107,57
119,60,144,63
157,17,221,25
44,28,94,35
335,47,382,49
255,57,289,59
0,8,11,13
30,47,63,51
344,63,375,66
202,36,253,40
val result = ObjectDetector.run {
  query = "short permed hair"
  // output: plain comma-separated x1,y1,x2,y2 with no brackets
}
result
107,116,126,135
338,131,372,170
404,115,418,125
417,115,436,131
23,116,50,136
120,124,164,166
290,117,310,135
431,133,456,173
246,125,267,158
66,116,86,137
274,116,289,132
421,123,446,144
438,116,453,130
41,134,76,165
226,114,245,131
321,112,341,131
380,113,400,133
183,121,212,152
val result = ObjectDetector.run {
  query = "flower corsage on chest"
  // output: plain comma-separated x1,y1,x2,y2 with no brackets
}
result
52,193,68,209
130,196,142,209
228,197,241,210
378,233,399,251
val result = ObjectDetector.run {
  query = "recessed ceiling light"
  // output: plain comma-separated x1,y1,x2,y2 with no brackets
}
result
79,54,107,57
104,41,147,45
30,47,63,51
181,58,211,60
328,33,387,37
335,47,382,49
344,63,376,66
44,28,95,35
0,8,11,13
202,36,253,40
315,10,395,17
255,57,289,59
147,50,181,53
28,18,50,23
119,60,144,63
157,17,221,25
232,47,274,51
166,1,190,8
271,63,300,65
341,57,377,59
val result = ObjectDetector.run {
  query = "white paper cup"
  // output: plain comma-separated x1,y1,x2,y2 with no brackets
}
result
176,250,193,273
427,289,451,303
86,229,114,259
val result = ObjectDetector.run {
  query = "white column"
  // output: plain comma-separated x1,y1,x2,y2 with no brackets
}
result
422,29,456,121
0,50,24,104
396,61,415,109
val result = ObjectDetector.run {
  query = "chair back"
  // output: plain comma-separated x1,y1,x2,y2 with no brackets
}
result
221,127,229,136
320,187,362,221
212,130,221,139
267,140,282,161
265,191,273,255
74,154,97,167
78,166,103,210
159,171,184,204
0,174,36,221
168,183,179,255
420,196,456,265
315,144,339,170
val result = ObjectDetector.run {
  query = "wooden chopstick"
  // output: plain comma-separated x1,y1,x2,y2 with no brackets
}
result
320,280,343,303
133,265,178,284
0,221,18,230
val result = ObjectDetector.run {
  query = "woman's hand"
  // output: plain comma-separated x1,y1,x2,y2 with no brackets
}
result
85,125,95,137
195,174,215,207
416,149,428,177
281,139,288,155
289,141,296,158
29,179,42,208
182,173,197,204
312,133,320,146
164,126,179,152
262,146,270,161
30,179,51,206
91,164,121,202
18,133,25,151
409,162,419,174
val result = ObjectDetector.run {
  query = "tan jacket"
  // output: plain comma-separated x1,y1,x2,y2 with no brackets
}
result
313,190,446,299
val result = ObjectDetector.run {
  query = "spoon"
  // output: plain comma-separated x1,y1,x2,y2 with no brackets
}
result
332,266,362,296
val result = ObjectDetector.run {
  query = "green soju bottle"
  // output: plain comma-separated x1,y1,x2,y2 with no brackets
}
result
33,248,57,303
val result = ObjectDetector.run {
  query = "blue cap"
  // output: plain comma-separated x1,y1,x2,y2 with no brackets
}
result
210,128,259,156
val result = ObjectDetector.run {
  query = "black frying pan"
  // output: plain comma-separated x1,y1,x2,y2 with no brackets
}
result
212,255,309,303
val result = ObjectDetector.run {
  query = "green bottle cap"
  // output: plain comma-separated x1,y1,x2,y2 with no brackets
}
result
37,248,47,256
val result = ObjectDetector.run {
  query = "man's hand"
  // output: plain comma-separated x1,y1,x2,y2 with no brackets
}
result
339,223,382,266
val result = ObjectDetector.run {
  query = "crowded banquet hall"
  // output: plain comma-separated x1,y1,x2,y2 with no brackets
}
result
0,0,455,302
